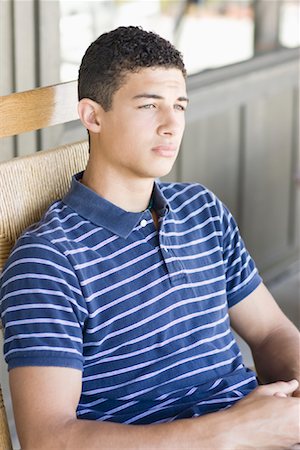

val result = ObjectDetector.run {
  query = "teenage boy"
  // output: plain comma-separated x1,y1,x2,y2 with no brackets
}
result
1,26,299,450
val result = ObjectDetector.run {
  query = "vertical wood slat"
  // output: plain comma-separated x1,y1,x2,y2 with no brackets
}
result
14,0,38,157
0,0,14,162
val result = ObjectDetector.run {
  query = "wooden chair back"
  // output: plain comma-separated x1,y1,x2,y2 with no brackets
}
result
0,81,88,449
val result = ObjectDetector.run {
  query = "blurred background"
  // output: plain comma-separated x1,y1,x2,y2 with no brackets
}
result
0,1,299,446
1,0,299,305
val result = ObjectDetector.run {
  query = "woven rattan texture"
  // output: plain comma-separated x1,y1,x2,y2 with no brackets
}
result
0,141,89,272
0,388,12,450
0,140,89,449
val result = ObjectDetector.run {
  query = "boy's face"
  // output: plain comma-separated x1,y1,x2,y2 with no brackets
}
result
93,67,188,181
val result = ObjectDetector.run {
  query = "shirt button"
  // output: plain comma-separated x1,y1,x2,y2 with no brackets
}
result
140,219,147,228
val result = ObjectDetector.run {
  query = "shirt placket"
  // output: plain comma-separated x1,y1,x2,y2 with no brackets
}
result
158,219,187,284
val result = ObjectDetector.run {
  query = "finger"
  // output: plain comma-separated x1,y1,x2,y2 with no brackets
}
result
258,379,299,397
274,392,288,398
292,389,300,398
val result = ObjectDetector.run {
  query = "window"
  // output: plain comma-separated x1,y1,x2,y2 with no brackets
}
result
59,0,300,82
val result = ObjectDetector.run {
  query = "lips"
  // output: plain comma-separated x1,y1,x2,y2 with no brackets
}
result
152,145,177,157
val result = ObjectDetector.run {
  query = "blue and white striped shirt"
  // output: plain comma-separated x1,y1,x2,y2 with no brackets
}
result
0,174,261,424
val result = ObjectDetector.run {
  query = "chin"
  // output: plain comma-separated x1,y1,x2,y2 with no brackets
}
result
150,161,176,179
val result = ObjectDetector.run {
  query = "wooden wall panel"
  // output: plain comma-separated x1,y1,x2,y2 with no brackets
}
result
179,108,240,219
242,89,294,272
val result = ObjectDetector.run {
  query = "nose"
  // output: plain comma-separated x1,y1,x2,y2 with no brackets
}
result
157,108,184,137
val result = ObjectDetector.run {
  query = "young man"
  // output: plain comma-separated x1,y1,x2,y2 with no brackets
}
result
1,26,299,449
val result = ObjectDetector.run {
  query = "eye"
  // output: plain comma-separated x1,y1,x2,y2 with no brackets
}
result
138,104,156,110
174,104,186,111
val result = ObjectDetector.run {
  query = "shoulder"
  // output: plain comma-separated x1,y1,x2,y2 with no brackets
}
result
23,199,76,239
10,197,86,255
0,201,78,284
159,181,217,203
158,181,225,215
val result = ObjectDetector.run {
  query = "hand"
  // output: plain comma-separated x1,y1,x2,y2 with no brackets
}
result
273,380,300,399
292,386,300,398
225,380,300,449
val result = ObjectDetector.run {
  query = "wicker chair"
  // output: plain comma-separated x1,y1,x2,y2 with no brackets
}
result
0,82,88,449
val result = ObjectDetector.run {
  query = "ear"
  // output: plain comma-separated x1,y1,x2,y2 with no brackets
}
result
77,98,102,133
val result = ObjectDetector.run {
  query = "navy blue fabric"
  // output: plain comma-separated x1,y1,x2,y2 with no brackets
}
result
0,175,261,423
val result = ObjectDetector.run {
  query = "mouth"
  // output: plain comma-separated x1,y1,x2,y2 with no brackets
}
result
151,145,178,158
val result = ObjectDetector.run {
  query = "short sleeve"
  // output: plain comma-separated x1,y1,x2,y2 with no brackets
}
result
215,197,262,308
0,234,88,370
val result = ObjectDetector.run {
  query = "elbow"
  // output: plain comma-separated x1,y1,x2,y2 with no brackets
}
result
18,418,77,450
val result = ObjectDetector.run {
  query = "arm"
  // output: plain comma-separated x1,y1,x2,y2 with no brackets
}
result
9,365,300,450
9,366,226,450
229,282,300,394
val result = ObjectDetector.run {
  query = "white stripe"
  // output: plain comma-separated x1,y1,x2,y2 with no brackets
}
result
1,273,81,295
86,260,164,300
76,397,107,412
7,242,63,262
45,203,68,215
3,302,72,316
165,259,223,276
217,376,257,395
124,397,180,424
172,191,214,214
119,353,237,401
198,396,240,406
84,303,227,366
169,185,209,204
1,258,76,279
5,332,82,344
74,226,103,243
160,182,176,192
86,282,225,336
226,254,251,283
164,200,216,226
227,269,258,295
224,239,243,263
84,310,228,365
165,231,222,250
31,212,78,235
84,343,236,398
100,400,139,420
160,216,219,237
1,289,87,316
83,328,232,382
5,318,80,328
82,247,159,289
74,238,148,270
165,246,221,262
66,235,119,256
51,220,90,243
165,183,201,202
5,345,81,358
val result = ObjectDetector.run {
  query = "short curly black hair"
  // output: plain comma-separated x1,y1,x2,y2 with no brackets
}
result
78,26,186,111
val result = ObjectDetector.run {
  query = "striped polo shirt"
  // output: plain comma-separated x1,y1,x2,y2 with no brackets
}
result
0,173,261,424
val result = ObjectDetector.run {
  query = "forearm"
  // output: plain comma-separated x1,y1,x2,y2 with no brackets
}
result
20,384,300,450
21,412,230,450
251,318,300,384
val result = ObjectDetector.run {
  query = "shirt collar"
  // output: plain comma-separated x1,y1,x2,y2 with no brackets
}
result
62,172,169,239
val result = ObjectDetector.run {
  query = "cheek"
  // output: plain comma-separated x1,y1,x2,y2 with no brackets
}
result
179,117,186,135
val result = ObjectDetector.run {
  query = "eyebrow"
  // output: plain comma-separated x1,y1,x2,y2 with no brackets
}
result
132,94,189,103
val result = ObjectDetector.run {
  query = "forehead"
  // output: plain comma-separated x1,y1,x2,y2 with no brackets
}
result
117,67,187,97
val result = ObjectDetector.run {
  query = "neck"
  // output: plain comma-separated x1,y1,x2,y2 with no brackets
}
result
81,159,155,213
